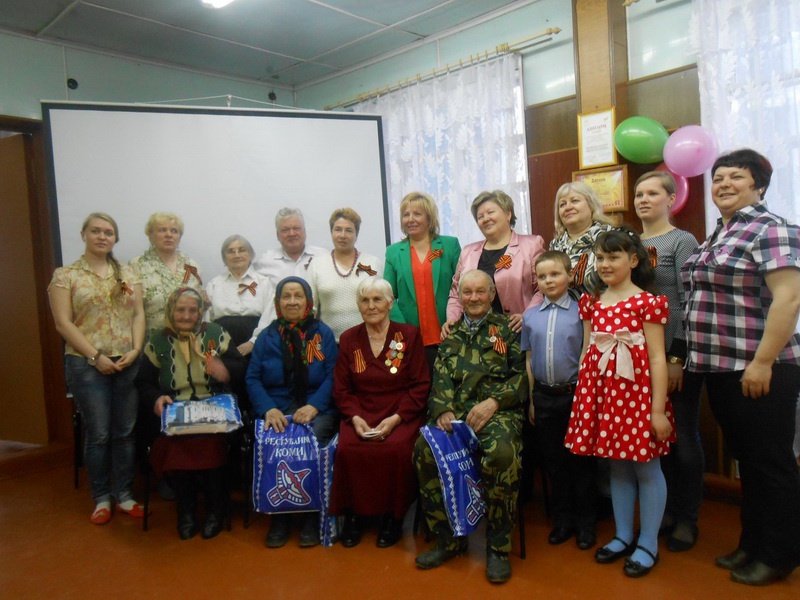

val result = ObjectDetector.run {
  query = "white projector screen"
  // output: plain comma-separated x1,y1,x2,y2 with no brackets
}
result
42,102,389,279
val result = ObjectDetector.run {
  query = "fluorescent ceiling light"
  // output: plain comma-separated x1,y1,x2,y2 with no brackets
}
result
201,0,237,8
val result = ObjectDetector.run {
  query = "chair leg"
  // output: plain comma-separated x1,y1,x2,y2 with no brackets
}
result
241,430,252,529
142,453,152,532
518,489,527,559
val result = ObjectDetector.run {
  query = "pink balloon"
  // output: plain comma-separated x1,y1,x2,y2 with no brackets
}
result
656,163,689,215
663,125,718,177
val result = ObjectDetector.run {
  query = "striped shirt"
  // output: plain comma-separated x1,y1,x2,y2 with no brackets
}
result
681,201,800,372
641,228,698,357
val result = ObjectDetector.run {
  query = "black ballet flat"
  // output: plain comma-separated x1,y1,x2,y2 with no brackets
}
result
594,536,635,564
623,546,660,578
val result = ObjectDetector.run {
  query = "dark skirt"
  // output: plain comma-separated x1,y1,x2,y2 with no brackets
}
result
329,418,422,519
150,434,227,476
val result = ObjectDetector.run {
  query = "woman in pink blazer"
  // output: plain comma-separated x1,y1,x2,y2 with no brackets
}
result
444,190,545,334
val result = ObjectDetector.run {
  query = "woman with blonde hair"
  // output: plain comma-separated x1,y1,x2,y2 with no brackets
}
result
384,192,460,368
549,182,614,293
131,212,204,338
49,212,146,525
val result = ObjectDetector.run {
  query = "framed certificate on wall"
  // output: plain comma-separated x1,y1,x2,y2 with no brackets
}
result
577,107,617,169
572,164,629,212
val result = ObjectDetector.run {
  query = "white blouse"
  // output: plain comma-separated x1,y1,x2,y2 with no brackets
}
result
205,266,277,344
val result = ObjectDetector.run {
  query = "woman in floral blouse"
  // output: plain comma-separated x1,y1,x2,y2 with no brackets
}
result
49,212,146,525
131,212,204,339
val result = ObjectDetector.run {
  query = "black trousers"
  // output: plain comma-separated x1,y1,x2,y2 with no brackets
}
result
703,363,800,570
531,389,597,531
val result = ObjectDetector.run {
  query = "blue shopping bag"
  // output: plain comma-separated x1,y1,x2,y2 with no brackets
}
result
252,418,321,513
420,420,486,536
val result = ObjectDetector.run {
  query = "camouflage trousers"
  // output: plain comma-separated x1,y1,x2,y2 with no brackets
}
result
413,412,522,553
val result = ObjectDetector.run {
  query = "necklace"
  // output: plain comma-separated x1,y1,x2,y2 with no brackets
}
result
332,249,359,277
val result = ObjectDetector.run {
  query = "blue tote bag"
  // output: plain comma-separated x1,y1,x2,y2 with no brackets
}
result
420,420,486,536
252,418,321,513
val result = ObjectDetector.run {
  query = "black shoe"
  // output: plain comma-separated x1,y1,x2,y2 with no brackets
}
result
299,513,320,548
548,526,574,545
201,511,224,540
340,514,362,548
486,549,511,584
667,524,698,552
177,511,198,540
415,539,468,569
730,560,792,586
595,536,635,564
576,529,597,550
265,514,291,548
623,546,659,578
157,477,176,501
376,515,402,548
715,548,751,570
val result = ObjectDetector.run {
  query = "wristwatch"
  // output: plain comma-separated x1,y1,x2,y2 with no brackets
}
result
88,351,102,366
667,355,684,365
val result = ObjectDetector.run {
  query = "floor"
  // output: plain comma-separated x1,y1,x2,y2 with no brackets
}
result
0,461,796,600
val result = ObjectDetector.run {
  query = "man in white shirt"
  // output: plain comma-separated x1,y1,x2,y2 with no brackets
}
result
254,207,327,287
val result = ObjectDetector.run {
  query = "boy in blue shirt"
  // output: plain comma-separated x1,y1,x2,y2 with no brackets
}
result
521,250,597,549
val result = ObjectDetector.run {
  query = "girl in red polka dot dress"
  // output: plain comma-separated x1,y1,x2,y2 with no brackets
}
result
564,228,674,578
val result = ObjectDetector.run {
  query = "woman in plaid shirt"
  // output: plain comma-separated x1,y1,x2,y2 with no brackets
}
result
682,148,800,586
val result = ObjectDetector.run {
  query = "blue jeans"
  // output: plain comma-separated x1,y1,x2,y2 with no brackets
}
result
661,369,705,526
67,355,140,504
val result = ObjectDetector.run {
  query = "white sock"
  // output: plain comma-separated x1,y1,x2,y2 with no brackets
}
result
94,501,111,513
117,499,138,511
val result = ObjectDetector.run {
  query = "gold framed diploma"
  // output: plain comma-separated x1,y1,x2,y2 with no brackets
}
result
572,164,629,212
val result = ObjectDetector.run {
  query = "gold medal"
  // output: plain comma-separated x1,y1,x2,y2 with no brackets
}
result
390,366,398,374
385,359,392,367
397,352,404,359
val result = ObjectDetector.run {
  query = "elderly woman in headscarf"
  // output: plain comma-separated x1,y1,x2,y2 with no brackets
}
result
247,276,339,548
136,287,246,541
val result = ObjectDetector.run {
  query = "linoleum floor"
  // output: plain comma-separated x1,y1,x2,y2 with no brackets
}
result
0,463,796,599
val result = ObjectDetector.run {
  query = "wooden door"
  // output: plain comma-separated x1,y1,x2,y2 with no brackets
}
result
0,133,49,444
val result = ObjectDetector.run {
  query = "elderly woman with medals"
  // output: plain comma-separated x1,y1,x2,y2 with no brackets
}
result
330,278,430,549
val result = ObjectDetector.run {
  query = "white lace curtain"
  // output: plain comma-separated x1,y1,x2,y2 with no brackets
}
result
691,0,800,234
352,53,530,244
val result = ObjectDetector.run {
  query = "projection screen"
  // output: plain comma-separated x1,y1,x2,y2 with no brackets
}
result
42,102,389,278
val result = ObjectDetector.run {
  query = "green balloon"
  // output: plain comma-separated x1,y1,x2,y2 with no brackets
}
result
613,116,669,164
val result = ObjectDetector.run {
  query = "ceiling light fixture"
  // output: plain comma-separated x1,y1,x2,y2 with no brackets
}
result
201,0,237,8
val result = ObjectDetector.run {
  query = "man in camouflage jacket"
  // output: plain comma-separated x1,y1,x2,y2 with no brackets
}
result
414,269,528,584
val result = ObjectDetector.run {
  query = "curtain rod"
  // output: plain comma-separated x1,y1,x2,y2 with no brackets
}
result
324,26,562,111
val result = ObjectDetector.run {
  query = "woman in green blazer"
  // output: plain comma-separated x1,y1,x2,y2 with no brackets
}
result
384,192,461,371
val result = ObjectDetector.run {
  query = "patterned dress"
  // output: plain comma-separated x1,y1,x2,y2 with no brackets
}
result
564,292,675,462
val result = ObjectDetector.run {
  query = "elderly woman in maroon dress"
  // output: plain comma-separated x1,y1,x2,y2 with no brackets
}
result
331,277,430,548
